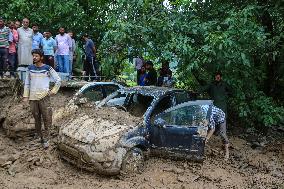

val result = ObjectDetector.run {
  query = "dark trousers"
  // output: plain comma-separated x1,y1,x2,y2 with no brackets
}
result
136,70,141,85
0,48,8,76
29,97,52,140
84,56,99,81
8,53,16,76
44,55,55,69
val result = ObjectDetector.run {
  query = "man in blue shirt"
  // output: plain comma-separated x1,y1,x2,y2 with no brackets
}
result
41,30,57,68
82,34,98,81
32,23,43,50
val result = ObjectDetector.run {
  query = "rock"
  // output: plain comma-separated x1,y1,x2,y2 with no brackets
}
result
271,170,283,178
8,160,27,176
177,176,187,182
0,153,20,167
10,152,21,162
191,175,200,182
163,167,185,174
0,155,10,166
143,177,153,182
161,178,166,185
251,142,264,149
2,161,13,167
172,167,185,174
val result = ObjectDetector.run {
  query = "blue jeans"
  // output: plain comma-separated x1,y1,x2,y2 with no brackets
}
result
57,55,69,73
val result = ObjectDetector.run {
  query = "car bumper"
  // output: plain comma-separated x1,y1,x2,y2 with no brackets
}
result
58,142,126,175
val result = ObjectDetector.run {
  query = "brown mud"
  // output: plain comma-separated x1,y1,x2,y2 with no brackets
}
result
0,79,283,189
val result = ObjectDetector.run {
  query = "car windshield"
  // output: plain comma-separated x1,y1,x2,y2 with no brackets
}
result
103,91,154,117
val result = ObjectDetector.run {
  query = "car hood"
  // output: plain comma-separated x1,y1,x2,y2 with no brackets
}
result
60,112,140,151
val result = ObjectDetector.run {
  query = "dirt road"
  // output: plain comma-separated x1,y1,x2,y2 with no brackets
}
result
0,79,283,189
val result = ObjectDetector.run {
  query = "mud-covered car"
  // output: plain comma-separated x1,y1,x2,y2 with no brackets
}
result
58,86,209,175
2,81,123,138
53,82,124,124
73,82,124,104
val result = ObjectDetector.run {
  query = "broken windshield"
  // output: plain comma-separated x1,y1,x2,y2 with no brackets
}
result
101,91,154,117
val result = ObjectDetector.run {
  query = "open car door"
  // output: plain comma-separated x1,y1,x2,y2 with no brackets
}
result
150,101,212,161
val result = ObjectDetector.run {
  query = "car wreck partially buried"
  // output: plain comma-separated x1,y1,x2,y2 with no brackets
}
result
58,86,212,175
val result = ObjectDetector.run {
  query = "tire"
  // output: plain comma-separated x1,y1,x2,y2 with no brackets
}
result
121,147,145,175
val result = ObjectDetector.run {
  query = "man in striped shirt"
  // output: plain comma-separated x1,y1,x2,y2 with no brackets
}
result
23,49,61,149
206,105,230,160
0,17,13,78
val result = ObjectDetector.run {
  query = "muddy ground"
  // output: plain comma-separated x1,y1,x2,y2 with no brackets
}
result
0,79,283,189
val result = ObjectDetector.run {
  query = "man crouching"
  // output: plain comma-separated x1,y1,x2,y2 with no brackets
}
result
23,49,61,149
206,105,230,160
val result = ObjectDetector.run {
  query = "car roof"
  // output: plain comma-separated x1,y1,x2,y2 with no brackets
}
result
77,82,123,94
118,86,185,97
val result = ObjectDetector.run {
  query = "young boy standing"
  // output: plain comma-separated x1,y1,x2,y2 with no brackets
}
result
23,49,61,149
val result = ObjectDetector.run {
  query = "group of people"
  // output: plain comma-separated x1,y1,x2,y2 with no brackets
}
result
0,17,98,80
135,57,173,87
2,17,232,160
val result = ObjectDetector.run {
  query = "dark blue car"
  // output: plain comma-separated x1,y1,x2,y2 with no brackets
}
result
58,86,212,175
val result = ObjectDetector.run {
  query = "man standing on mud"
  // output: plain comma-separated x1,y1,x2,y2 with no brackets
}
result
23,49,61,149
199,71,231,116
206,105,230,160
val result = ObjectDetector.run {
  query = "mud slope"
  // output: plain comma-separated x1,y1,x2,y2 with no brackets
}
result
0,80,283,189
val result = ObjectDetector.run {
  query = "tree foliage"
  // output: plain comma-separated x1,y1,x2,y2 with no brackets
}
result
1,0,284,128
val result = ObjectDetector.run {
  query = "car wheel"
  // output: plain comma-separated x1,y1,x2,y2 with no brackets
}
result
121,147,145,174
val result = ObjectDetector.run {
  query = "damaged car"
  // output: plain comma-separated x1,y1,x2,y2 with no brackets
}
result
53,81,125,125
58,86,210,175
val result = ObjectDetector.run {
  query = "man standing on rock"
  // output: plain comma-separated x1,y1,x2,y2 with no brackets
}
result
23,49,61,149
